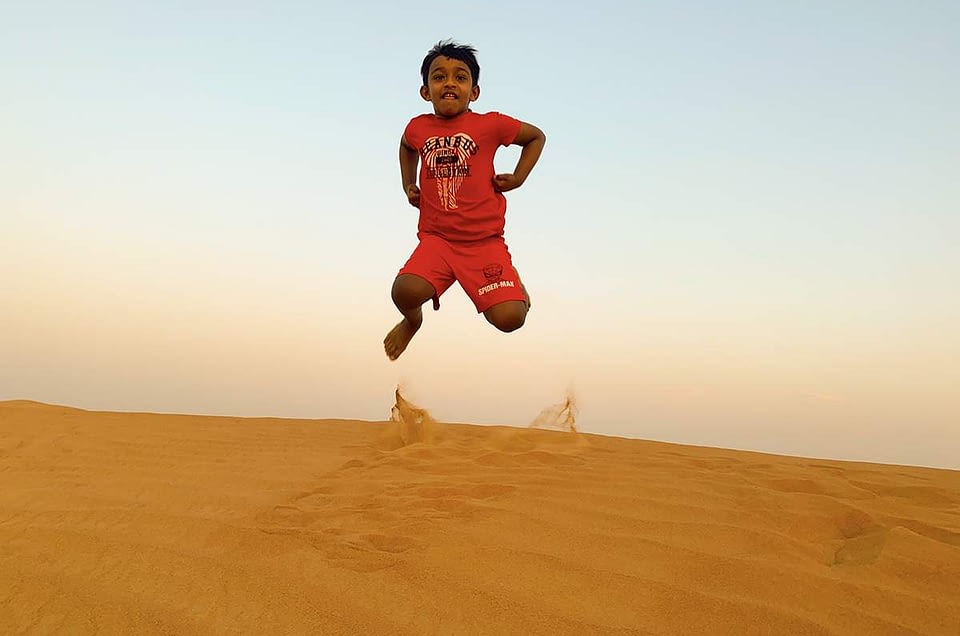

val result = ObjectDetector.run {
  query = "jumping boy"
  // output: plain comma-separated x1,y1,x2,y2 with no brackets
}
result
384,40,546,360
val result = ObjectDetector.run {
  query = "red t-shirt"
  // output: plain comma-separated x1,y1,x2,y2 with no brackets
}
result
403,110,522,242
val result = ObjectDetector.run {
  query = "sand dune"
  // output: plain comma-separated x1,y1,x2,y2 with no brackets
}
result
1,399,958,635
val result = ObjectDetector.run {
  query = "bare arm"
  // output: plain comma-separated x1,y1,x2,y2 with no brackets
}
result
399,136,420,207
494,122,546,193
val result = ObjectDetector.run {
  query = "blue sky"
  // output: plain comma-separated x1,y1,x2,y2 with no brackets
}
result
2,1,958,468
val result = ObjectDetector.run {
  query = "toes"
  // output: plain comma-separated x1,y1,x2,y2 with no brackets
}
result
383,325,404,360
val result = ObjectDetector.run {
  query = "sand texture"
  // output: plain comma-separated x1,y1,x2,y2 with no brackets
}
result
1,399,959,635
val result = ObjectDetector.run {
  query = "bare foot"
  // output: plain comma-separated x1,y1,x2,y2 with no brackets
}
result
383,315,421,360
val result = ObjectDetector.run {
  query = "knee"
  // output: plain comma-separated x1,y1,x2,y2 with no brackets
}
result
392,274,435,309
484,302,527,333
491,311,525,333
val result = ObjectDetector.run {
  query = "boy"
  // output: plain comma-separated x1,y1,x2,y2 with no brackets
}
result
384,40,546,361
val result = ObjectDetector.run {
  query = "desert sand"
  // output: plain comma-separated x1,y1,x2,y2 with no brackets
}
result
1,397,958,635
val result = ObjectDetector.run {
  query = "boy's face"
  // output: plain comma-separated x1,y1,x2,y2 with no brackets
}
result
420,56,479,118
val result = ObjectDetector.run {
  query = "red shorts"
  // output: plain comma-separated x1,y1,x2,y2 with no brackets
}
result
398,233,527,313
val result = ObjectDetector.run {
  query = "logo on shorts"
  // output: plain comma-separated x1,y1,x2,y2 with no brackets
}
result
482,263,503,282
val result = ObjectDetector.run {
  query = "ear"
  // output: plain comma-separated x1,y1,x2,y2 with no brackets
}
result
470,85,480,102
419,85,431,101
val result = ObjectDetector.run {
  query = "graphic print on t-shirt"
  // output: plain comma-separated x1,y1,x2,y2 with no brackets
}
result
421,133,479,210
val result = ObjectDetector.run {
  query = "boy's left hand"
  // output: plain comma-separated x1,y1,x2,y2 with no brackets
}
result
493,173,524,193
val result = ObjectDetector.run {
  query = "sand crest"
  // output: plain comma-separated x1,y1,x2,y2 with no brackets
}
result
1,399,958,634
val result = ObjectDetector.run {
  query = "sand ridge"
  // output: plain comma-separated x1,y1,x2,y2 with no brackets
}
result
1,398,959,634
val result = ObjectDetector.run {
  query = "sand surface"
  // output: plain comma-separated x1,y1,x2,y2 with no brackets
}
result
1,398,959,635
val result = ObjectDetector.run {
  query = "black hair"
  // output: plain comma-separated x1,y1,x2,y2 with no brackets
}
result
420,39,480,87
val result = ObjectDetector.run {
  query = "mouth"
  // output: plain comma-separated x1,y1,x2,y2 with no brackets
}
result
441,92,458,100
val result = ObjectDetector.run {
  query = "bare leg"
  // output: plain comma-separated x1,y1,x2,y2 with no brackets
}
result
483,300,528,333
384,274,436,360
514,267,531,309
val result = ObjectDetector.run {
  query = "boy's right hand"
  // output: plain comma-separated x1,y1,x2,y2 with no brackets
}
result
404,184,421,208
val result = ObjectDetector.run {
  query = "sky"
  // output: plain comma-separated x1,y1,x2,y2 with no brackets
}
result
2,1,958,469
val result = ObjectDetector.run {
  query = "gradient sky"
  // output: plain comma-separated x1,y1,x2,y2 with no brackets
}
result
3,1,958,469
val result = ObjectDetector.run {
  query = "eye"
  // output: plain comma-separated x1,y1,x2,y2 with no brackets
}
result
432,74,444,82
457,74,468,82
